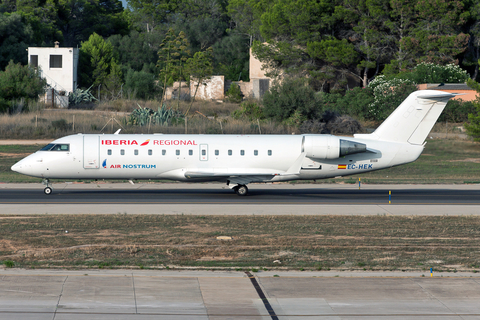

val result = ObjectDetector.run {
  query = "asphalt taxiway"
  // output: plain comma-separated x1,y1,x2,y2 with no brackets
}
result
1,183,479,215
1,269,479,320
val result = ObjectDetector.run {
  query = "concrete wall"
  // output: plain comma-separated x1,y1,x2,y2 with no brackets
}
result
28,47,79,93
190,76,225,100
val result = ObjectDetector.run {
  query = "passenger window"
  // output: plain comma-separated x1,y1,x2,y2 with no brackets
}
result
215,150,219,156
254,150,258,156
202,150,206,156
134,149,139,155
120,149,125,155
107,149,112,155
240,150,245,156
176,150,180,156
189,150,193,156
228,150,232,156
162,149,166,156
148,149,152,156
268,150,272,156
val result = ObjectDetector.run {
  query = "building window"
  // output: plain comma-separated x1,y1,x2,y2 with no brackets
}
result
176,150,180,156
107,149,112,155
268,150,272,156
30,55,38,68
215,150,219,156
120,149,125,155
240,150,245,156
148,149,152,155
50,55,62,68
189,150,193,156
228,150,232,156
162,149,166,155
134,149,138,155
254,150,258,156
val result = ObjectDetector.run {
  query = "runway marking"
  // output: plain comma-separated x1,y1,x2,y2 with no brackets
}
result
245,271,279,320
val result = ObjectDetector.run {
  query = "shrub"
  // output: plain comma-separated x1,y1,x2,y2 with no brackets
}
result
125,69,158,100
51,119,71,131
3,260,14,268
0,61,46,113
262,77,320,122
232,101,264,121
439,99,476,123
399,63,469,84
225,83,243,103
128,103,183,126
367,75,417,121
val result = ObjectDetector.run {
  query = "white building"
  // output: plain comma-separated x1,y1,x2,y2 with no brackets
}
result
28,42,79,107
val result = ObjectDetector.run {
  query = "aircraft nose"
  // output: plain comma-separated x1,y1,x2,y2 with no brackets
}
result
11,162,22,173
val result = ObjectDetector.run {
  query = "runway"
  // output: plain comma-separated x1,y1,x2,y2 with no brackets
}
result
1,269,479,320
1,183,479,214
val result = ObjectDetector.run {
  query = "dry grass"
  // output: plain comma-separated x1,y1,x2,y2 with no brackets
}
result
0,214,479,272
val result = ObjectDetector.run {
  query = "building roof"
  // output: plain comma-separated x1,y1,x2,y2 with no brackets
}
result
424,83,472,91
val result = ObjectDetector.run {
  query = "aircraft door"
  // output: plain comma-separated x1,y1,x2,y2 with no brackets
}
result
83,135,100,169
200,144,208,161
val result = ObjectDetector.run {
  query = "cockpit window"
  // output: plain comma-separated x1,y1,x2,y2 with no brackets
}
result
40,143,70,151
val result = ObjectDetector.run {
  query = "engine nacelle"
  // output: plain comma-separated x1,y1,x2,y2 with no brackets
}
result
303,135,367,160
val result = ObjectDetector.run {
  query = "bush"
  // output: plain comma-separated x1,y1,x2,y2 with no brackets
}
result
225,83,243,103
299,110,362,134
398,63,469,84
51,119,71,131
3,260,14,268
125,69,158,100
0,61,46,113
367,75,417,121
317,87,374,120
232,101,264,121
439,99,476,123
262,78,320,122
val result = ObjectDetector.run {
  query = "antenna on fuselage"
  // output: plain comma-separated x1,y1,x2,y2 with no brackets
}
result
114,129,121,135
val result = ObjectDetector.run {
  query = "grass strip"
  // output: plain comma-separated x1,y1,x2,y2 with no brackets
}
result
1,214,479,272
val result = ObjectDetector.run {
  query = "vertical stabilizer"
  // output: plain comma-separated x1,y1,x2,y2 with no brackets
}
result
358,90,456,144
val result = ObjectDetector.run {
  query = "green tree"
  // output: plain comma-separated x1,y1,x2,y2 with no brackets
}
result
0,13,34,70
184,47,214,115
79,33,119,99
55,0,128,46
157,29,190,103
262,77,320,123
124,68,158,100
0,60,46,113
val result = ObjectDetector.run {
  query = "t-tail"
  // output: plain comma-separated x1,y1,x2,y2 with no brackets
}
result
355,90,457,144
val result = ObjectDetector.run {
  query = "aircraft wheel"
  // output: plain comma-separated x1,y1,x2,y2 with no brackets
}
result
44,187,52,195
236,185,248,196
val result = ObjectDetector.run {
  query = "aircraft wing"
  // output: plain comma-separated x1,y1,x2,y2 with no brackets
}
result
184,171,279,184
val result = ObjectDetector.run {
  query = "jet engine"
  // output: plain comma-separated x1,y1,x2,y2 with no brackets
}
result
303,135,367,160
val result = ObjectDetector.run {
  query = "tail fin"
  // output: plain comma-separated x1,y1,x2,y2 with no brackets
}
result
355,90,456,144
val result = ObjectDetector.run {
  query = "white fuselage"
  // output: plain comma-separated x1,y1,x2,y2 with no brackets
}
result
11,133,424,183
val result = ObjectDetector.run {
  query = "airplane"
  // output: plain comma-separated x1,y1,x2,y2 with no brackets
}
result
11,90,456,196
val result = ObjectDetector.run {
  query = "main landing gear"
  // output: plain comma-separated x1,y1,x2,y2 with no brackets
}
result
43,179,52,195
232,184,248,196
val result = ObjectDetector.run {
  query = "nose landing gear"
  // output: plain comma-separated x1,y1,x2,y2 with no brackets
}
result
43,179,52,195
